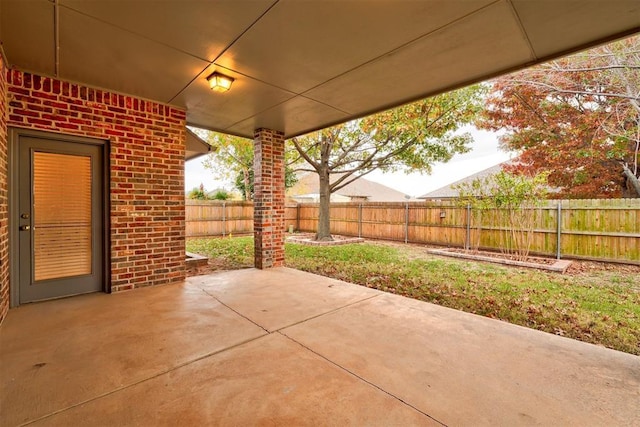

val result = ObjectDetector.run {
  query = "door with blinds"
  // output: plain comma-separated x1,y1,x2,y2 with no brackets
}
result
17,134,104,303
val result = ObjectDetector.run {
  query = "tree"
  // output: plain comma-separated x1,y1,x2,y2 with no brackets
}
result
455,171,549,260
202,133,254,201
478,36,640,198
187,184,209,200
202,131,299,201
292,85,484,241
234,168,299,201
211,189,231,200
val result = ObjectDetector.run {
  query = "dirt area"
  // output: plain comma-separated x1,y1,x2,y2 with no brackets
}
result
370,239,640,277
286,233,364,246
446,248,556,265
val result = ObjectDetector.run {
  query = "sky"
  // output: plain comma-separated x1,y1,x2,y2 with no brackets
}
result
184,125,514,198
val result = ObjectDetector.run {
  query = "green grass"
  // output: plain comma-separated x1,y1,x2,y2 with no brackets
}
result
187,236,640,355
187,236,254,269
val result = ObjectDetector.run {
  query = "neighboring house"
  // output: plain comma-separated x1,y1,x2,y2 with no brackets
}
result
419,159,558,200
419,162,510,200
288,173,409,202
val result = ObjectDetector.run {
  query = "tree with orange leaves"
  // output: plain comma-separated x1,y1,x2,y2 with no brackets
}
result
479,36,640,198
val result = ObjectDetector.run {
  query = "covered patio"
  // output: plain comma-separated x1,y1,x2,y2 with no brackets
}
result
1,2,640,424
2,268,638,425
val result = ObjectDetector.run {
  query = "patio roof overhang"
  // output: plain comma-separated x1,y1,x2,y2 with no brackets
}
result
185,128,212,161
1,0,639,140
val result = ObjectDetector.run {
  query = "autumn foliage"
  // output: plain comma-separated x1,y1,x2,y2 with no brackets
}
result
479,36,640,198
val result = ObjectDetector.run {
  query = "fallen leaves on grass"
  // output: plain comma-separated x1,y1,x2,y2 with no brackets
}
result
187,236,640,355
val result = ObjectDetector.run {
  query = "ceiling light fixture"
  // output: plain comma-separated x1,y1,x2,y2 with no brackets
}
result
207,72,234,92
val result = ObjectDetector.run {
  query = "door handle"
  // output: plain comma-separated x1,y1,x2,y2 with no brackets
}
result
19,225,31,231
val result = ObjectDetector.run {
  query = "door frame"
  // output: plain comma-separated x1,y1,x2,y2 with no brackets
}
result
9,128,111,307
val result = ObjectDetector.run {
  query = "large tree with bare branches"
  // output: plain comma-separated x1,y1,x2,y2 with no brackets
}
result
292,85,483,241
479,35,640,198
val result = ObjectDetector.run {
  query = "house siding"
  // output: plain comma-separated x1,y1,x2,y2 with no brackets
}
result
4,68,186,298
0,55,9,322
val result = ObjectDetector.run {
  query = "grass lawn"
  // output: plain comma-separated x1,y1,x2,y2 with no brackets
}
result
187,236,640,355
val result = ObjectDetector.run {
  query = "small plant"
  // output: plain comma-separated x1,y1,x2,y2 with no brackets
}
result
188,183,209,200
455,170,549,260
212,189,230,200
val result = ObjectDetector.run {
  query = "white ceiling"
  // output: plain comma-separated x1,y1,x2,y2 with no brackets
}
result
1,0,639,139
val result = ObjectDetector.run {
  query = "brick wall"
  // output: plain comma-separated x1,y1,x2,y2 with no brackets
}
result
5,69,186,294
0,55,8,322
253,128,285,268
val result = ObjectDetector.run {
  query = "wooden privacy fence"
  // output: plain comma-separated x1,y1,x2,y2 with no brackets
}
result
186,199,640,264
186,200,297,237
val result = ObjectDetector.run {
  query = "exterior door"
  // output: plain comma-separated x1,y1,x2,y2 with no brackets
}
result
17,134,105,303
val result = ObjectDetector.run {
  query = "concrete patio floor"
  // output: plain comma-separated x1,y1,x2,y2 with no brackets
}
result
1,268,638,426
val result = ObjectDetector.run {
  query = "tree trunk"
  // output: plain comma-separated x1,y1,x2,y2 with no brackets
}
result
243,168,251,201
622,163,640,197
316,166,333,241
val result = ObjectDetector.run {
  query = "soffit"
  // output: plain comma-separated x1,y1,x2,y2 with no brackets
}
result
1,0,638,139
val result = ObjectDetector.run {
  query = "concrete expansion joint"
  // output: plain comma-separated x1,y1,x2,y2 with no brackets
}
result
276,330,448,427
273,293,382,334
199,285,383,336
18,333,266,427
199,288,270,335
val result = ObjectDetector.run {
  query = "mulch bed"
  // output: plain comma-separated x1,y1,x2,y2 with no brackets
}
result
447,248,556,265
369,239,640,277
286,233,364,246
427,248,572,273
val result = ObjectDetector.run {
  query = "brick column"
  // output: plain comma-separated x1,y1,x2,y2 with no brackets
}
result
0,56,9,322
253,128,285,269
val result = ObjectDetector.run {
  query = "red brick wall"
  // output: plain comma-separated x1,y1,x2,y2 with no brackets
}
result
5,69,186,294
253,128,285,268
0,55,9,322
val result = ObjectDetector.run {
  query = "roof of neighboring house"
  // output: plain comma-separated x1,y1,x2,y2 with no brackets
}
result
185,128,213,161
288,173,409,202
418,162,507,200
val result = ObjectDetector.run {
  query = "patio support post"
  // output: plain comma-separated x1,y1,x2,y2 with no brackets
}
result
253,128,285,269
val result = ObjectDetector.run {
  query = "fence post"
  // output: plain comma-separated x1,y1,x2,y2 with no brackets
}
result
358,203,363,238
465,203,471,250
296,203,300,232
222,201,226,237
556,201,562,260
404,202,409,243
